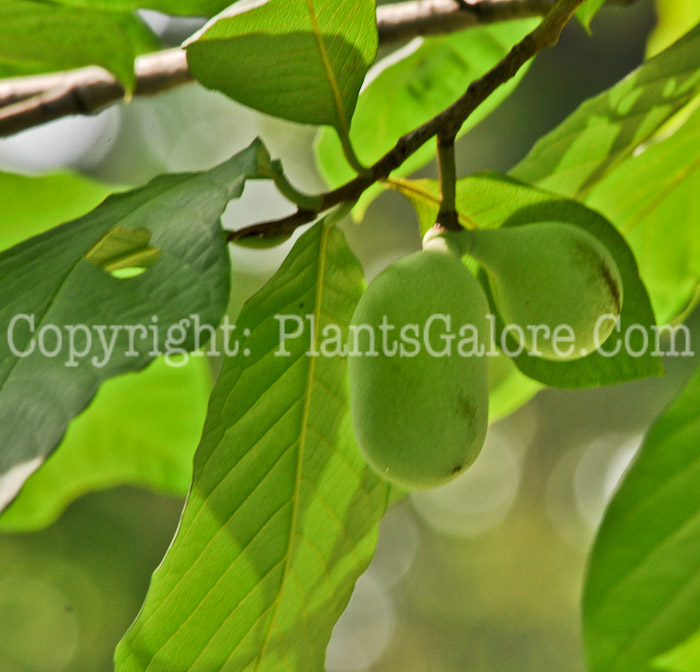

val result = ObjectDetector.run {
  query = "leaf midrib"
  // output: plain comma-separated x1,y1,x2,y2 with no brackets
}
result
251,223,330,672
304,0,349,136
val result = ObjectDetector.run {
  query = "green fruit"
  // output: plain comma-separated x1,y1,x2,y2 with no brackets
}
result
348,236,490,490
459,222,623,361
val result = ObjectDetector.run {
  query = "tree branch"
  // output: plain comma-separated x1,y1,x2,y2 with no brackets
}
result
0,0,634,138
229,0,584,242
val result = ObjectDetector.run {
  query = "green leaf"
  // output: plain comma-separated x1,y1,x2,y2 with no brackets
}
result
0,140,269,511
583,362,700,672
585,105,700,324
647,0,700,57
0,1,159,88
0,171,113,252
0,356,210,532
86,225,163,273
388,173,663,388
186,0,377,134
115,221,389,671
654,627,700,672
316,20,537,214
42,0,235,17
576,0,607,31
487,352,541,423
511,22,700,199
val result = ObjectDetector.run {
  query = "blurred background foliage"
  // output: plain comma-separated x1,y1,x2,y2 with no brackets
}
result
1,0,699,670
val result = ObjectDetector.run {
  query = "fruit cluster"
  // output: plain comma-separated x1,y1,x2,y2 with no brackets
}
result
348,222,623,489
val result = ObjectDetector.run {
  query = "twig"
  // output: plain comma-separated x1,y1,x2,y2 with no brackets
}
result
229,0,585,242
0,0,633,138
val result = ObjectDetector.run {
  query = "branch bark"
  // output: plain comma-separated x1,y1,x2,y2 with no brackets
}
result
0,0,629,138
229,0,585,242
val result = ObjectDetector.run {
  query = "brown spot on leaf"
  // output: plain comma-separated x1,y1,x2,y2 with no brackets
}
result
573,238,622,313
600,260,622,313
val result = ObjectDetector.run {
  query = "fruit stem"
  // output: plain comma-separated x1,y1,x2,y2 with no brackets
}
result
259,159,324,212
338,129,372,178
436,134,461,232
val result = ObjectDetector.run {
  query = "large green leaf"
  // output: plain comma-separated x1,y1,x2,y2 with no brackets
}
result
583,362,700,672
586,105,700,324
511,22,700,198
43,0,235,16
0,171,210,532
186,0,377,134
0,1,160,88
115,221,389,671
0,140,270,511
0,356,210,532
388,173,662,388
316,20,537,212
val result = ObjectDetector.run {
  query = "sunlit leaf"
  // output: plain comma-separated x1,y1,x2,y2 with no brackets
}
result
86,225,162,273
0,171,112,251
511,22,700,198
115,221,389,672
316,20,536,215
647,0,700,57
186,0,377,133
584,362,700,672
0,1,159,88
38,0,235,16
586,105,700,323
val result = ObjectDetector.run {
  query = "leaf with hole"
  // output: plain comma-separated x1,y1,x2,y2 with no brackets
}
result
0,139,269,511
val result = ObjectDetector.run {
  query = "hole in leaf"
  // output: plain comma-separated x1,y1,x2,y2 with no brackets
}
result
86,225,162,278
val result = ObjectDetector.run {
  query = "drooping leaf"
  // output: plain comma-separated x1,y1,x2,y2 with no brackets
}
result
583,362,700,672
41,0,236,17
585,105,700,324
511,22,700,198
0,356,210,532
316,20,537,215
388,173,663,388
576,0,607,31
0,140,269,511
0,170,209,531
115,221,389,672
0,1,160,88
186,0,377,134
